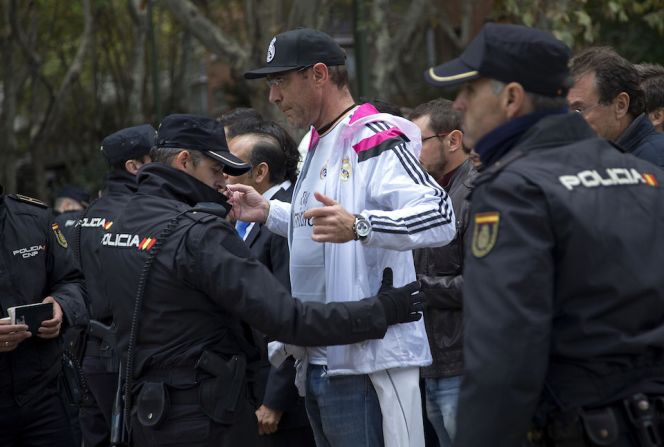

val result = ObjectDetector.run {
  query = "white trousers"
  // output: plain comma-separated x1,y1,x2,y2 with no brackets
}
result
369,366,425,447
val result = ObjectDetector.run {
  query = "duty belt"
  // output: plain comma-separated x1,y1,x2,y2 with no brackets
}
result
139,366,205,387
528,394,664,447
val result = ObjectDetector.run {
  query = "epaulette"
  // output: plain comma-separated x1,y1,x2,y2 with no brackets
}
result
8,194,48,208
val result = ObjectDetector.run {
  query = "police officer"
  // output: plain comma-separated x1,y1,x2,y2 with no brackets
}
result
98,114,423,447
424,24,664,446
53,184,90,241
76,124,155,447
0,187,88,446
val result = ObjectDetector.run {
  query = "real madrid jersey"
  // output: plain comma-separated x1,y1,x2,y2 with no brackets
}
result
290,112,352,365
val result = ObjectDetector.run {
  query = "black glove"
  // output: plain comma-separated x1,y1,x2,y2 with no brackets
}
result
376,268,424,325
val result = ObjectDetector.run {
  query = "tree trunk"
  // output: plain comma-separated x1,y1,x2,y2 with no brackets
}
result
127,0,148,124
28,0,93,199
0,0,18,192
370,0,429,100
160,0,250,71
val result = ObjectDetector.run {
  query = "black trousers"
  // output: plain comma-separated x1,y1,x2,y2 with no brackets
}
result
79,354,117,447
131,401,259,447
0,381,76,447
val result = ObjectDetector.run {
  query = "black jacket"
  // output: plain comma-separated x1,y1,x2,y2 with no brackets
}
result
244,184,310,429
0,192,87,405
53,209,83,243
77,170,137,322
617,113,664,168
244,185,293,293
415,159,477,378
98,163,393,380
456,113,664,447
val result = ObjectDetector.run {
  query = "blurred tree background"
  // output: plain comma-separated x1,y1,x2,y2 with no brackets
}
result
0,0,661,201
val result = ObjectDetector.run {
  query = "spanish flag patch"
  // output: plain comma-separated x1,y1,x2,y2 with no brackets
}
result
51,223,68,248
643,173,658,187
471,212,500,258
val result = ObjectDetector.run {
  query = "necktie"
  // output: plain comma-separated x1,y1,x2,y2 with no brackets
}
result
235,220,250,239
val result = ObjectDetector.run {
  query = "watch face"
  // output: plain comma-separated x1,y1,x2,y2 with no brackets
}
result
356,219,371,237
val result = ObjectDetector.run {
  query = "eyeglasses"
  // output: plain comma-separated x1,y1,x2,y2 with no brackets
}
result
421,132,450,143
266,65,314,88
573,103,604,116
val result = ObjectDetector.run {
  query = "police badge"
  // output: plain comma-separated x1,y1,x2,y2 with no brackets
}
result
471,212,500,257
51,223,69,248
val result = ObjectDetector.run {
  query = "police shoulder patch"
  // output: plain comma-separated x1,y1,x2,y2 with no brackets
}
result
471,211,500,258
51,223,68,248
9,194,48,208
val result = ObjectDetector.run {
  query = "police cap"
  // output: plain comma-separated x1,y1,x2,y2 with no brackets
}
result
101,124,156,166
424,23,572,97
156,114,251,176
56,184,90,205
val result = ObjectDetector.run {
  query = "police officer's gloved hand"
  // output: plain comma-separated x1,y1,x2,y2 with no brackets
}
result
376,268,424,325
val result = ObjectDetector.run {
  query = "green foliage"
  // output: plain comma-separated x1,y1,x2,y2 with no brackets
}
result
492,0,664,53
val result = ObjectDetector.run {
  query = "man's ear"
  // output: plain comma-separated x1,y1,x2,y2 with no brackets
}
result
614,92,631,120
503,82,527,118
253,162,270,185
311,62,329,85
172,150,191,172
649,107,664,130
447,129,464,153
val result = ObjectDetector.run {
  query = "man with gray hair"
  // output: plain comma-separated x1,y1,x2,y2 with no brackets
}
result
568,47,664,167
425,23,664,446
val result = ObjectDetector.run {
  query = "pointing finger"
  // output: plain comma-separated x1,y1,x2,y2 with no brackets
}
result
313,192,337,207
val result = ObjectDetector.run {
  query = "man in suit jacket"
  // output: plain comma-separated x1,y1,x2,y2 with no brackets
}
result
226,121,315,447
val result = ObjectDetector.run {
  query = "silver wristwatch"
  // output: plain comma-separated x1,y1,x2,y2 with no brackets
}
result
352,214,371,241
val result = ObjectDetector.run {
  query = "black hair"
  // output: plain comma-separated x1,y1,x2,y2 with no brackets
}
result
409,98,462,135
635,63,664,81
217,107,263,140
570,47,645,118
231,121,300,184
328,65,350,89
360,97,404,117
635,64,664,113
641,75,664,113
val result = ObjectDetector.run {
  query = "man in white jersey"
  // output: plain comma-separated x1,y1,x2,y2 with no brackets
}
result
229,28,456,447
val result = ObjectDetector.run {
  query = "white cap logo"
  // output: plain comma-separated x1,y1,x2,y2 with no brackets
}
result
266,37,276,63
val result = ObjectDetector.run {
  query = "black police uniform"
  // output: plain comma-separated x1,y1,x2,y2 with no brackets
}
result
98,163,417,446
0,190,88,446
77,169,139,447
456,112,664,447
76,123,155,447
54,209,84,242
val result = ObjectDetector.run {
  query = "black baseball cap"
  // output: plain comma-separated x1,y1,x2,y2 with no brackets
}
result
244,28,346,79
156,114,251,176
424,23,572,97
101,124,156,166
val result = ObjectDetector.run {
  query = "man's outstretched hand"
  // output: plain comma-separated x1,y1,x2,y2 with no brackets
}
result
376,268,424,325
225,184,270,223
